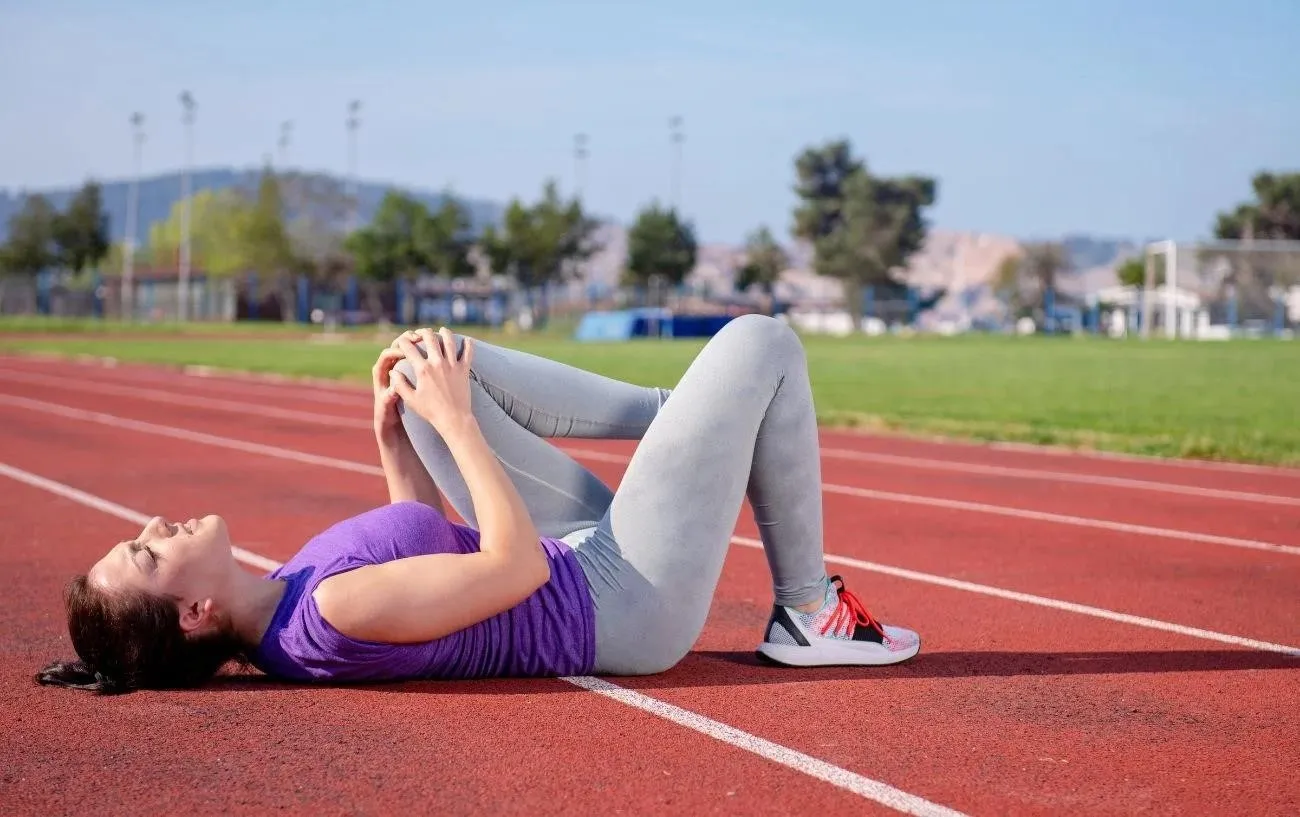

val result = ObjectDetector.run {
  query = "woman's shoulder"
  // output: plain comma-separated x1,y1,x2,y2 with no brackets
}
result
274,501,475,588
250,567,411,683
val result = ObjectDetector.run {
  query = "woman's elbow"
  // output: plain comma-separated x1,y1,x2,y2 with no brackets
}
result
495,539,550,598
527,545,552,591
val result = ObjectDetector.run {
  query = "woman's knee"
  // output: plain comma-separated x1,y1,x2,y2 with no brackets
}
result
716,314,804,367
727,313,798,345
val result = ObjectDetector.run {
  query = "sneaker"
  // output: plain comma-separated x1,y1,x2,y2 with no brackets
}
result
756,575,920,667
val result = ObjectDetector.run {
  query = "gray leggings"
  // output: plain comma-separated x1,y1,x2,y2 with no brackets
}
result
397,314,829,675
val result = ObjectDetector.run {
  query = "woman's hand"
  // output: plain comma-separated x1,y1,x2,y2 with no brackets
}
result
391,327,477,439
372,342,410,443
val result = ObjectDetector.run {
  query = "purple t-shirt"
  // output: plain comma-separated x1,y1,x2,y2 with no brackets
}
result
249,501,596,682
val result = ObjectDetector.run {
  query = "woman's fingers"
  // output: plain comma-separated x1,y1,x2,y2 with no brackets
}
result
396,335,427,368
390,330,421,350
372,347,405,389
389,369,416,400
459,336,475,370
437,327,459,363
416,327,446,364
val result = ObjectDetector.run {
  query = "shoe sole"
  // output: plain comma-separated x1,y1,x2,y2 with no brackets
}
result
755,638,921,668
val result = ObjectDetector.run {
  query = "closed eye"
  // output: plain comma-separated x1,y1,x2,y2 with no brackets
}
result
130,542,157,566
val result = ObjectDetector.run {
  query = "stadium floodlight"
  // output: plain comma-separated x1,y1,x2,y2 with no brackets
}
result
123,113,145,321
669,116,684,211
347,101,361,233
178,91,196,322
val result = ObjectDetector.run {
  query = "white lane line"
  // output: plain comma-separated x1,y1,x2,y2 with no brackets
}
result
729,537,1300,657
821,484,1300,557
1,355,370,406
560,446,1300,557
979,437,1300,478
0,460,965,817
0,462,282,572
818,447,1300,507
815,425,1300,478
0,393,382,476
8,362,1299,505
0,369,369,429
565,676,966,817
5,377,1294,562
2,393,1295,656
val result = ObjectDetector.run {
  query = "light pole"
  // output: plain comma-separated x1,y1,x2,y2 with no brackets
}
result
346,100,361,232
178,91,196,321
574,133,589,199
669,115,684,211
123,112,145,321
278,120,293,169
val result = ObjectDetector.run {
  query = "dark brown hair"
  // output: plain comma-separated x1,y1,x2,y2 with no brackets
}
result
35,575,247,694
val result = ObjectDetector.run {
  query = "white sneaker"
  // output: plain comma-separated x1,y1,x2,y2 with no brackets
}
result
756,575,920,667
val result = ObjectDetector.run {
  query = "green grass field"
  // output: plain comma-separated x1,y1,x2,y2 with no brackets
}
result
2,317,1298,466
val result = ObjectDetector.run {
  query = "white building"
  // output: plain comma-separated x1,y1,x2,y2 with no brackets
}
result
1088,284,1224,339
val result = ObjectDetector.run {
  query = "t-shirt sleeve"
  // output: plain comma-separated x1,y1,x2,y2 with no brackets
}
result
266,501,474,682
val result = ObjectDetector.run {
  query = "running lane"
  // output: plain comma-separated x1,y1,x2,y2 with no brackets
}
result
2,384,1297,646
3,390,1298,813
0,477,921,815
6,353,1299,496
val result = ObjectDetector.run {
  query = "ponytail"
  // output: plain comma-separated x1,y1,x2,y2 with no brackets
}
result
36,659,127,694
36,575,246,694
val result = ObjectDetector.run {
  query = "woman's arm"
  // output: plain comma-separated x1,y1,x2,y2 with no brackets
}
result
372,342,445,515
316,330,549,643
376,434,445,515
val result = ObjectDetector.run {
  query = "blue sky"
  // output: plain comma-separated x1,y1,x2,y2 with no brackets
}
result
1,0,1296,243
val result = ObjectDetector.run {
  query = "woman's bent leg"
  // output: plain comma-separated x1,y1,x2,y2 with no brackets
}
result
397,336,670,539
573,315,831,673
577,315,920,674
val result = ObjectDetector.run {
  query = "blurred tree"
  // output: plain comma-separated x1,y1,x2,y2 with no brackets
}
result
1211,172,1300,314
419,194,477,281
481,180,597,326
1116,255,1165,289
1214,172,1300,240
624,202,697,303
792,140,862,242
0,194,59,276
146,189,251,278
52,181,110,274
735,225,788,313
240,167,296,320
100,240,152,276
994,242,1070,319
792,139,937,327
281,173,352,296
345,191,436,321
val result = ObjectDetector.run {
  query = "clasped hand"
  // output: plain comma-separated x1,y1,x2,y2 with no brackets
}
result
372,327,476,441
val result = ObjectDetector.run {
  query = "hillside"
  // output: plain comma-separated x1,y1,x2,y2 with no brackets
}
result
0,169,502,246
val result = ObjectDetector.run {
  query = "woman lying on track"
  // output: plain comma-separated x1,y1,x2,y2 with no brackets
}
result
38,314,920,694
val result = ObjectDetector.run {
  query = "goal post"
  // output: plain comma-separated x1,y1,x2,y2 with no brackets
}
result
1142,239,1300,339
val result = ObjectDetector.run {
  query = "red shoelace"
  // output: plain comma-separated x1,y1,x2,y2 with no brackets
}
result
820,575,886,639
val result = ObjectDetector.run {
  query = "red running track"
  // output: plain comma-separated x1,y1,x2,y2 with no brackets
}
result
1,355,1298,816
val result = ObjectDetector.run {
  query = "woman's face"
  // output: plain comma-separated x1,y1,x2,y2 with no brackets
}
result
88,515,234,624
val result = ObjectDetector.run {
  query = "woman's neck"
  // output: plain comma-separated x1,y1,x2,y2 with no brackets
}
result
224,569,289,646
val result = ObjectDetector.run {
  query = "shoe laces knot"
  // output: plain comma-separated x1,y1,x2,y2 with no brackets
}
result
820,575,885,639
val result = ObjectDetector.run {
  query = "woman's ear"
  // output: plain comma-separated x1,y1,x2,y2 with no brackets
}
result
178,598,215,634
